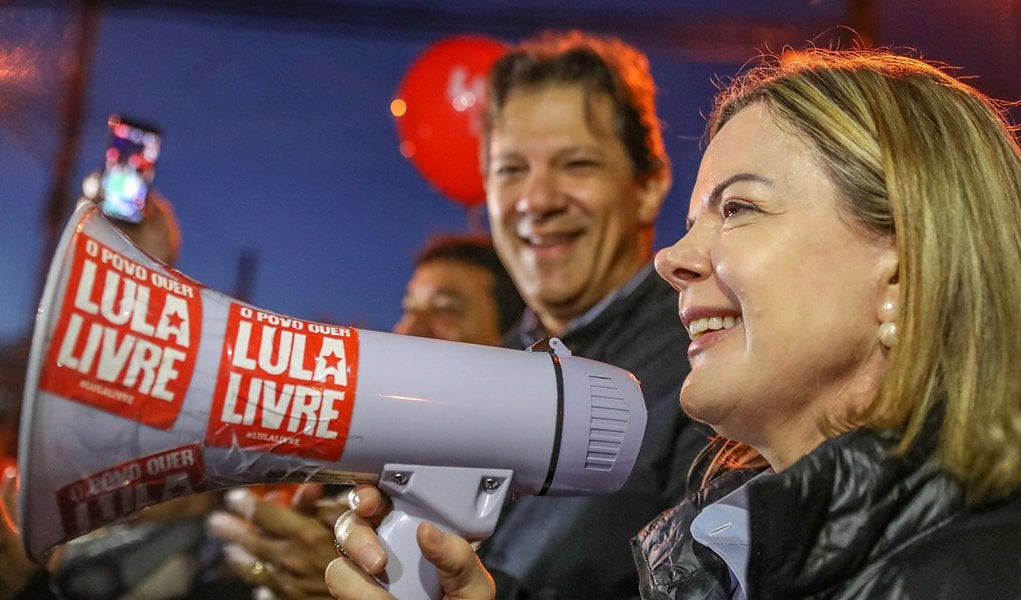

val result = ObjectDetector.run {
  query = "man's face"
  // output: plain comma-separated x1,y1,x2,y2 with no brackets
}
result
484,85,665,332
392,258,504,346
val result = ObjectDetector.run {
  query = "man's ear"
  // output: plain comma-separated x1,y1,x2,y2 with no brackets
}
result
636,167,672,226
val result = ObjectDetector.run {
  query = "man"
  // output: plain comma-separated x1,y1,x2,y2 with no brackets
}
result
207,234,524,599
393,234,526,346
473,31,707,599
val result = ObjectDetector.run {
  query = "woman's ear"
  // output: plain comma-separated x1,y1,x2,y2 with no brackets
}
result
877,245,899,323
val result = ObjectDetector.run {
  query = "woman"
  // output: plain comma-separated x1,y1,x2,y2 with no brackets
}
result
327,48,1021,599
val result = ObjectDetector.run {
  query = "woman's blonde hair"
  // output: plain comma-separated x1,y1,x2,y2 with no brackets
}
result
704,48,1021,503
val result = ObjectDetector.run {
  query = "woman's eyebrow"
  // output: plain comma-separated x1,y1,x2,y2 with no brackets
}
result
687,173,773,230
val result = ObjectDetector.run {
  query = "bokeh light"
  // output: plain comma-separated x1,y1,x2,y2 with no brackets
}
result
390,98,407,117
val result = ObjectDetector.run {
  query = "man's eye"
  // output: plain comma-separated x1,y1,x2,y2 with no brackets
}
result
430,296,464,315
432,306,463,316
564,159,598,170
494,164,525,177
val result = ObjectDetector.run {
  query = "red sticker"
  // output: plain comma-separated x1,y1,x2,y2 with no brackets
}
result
205,304,359,462
39,233,202,429
56,444,205,538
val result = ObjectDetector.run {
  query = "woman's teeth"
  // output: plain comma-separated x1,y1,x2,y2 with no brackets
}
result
687,315,741,339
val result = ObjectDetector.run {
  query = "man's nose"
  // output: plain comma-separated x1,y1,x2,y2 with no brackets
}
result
514,167,565,215
393,311,433,337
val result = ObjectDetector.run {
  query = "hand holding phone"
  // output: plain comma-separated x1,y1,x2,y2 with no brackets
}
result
99,115,161,224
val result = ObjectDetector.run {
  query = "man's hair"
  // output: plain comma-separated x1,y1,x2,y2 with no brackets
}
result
415,234,526,335
706,47,1021,504
482,30,668,180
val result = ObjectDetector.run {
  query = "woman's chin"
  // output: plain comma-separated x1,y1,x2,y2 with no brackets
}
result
679,382,750,443
679,386,722,429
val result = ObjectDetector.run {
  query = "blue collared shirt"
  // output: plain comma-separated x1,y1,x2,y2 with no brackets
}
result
513,263,655,346
690,471,772,600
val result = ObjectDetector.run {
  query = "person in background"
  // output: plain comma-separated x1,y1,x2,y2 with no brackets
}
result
329,46,1021,599
306,28,706,600
326,28,703,599
207,233,524,600
392,233,526,346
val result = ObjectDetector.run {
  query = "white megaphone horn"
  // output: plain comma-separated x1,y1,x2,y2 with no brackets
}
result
19,203,647,599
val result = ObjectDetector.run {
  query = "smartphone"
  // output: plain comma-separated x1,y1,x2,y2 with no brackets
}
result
98,115,161,224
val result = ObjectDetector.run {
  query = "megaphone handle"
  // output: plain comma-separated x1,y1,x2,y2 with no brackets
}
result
376,509,442,599
375,464,513,599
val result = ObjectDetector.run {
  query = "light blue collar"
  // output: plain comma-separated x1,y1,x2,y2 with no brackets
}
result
690,471,773,599
515,263,653,344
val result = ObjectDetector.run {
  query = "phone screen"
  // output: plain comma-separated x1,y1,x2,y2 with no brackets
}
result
99,115,161,224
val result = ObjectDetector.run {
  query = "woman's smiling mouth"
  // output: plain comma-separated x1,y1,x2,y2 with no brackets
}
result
687,315,742,340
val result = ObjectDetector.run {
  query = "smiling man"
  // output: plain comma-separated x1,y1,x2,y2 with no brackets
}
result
476,31,709,599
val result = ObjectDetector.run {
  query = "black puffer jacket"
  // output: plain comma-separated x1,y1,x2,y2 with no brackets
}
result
633,427,1021,599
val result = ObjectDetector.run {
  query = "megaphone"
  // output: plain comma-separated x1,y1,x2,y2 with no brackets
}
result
19,203,647,598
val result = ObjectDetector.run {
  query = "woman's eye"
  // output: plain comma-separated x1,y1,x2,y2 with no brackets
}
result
721,200,755,219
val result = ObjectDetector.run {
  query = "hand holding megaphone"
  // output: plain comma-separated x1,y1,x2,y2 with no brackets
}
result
19,203,648,599
328,484,495,600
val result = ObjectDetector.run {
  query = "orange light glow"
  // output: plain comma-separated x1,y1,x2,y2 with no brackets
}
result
390,98,407,117
0,464,19,536
0,48,36,85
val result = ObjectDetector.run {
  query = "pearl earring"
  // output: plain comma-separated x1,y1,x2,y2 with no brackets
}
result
880,300,896,321
878,321,898,348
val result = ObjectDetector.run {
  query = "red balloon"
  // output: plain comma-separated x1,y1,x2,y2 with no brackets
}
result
393,35,507,206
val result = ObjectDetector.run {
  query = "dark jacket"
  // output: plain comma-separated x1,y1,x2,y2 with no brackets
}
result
633,427,1021,599
478,267,709,599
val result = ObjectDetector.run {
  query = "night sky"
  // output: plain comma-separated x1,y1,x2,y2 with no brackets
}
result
2,2,1018,342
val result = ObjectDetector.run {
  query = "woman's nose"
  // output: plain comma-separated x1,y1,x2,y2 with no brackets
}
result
655,230,712,290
